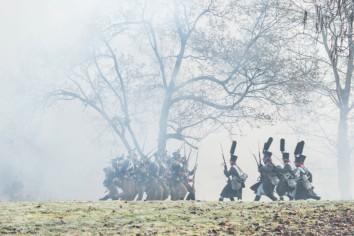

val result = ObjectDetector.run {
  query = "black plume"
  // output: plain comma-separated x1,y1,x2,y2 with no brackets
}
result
299,141,305,154
280,138,285,153
230,141,237,155
263,137,273,153
294,141,305,155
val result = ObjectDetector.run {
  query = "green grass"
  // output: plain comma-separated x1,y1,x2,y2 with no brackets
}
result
0,201,353,235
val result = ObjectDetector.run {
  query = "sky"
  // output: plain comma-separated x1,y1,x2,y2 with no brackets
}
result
0,0,349,201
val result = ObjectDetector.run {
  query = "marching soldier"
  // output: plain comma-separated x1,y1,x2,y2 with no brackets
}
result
100,156,123,201
170,151,185,182
293,141,321,200
251,137,280,201
276,138,297,200
219,141,248,201
169,151,189,200
181,157,198,201
155,153,170,200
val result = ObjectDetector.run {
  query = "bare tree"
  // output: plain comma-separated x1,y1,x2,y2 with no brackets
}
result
296,0,354,199
53,0,313,159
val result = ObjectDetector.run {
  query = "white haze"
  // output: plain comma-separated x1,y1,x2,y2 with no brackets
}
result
0,0,351,201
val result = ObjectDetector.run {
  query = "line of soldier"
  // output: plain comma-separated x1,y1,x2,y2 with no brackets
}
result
219,137,321,201
100,150,197,201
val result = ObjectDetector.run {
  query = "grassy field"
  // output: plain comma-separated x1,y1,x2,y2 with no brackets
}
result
0,201,353,235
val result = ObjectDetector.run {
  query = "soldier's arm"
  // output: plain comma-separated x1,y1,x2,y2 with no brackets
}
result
223,168,230,177
259,165,269,174
188,167,196,176
294,168,302,179
284,164,292,172
230,166,240,178
275,165,283,175
258,165,264,173
307,170,313,182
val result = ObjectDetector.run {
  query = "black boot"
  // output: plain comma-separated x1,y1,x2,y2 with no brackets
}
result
230,197,235,201
268,194,278,201
219,197,224,201
189,192,196,200
309,190,321,200
254,195,261,201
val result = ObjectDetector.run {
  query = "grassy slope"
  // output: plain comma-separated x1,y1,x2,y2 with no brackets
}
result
0,201,353,235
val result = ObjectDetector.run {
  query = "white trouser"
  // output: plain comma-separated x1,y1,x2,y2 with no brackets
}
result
256,183,265,196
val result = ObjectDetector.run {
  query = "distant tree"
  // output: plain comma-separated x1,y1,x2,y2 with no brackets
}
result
294,0,354,199
53,0,314,158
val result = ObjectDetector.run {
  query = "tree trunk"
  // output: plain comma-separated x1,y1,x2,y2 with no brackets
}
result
337,107,352,199
157,92,171,157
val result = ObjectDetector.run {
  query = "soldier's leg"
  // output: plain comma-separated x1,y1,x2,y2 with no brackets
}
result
187,192,196,201
136,183,144,201
99,194,110,201
219,184,229,202
103,185,119,201
268,194,278,201
185,193,190,200
287,192,294,200
254,183,264,201
308,189,321,200
238,190,242,200
162,183,170,200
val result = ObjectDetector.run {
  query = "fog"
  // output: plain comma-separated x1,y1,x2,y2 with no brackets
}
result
0,0,351,201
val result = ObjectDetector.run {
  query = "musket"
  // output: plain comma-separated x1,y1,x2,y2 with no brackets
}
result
220,144,228,169
257,141,262,166
252,153,261,167
220,144,230,181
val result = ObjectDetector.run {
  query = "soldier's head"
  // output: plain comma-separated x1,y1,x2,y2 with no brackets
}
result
295,154,306,167
263,151,272,163
230,155,237,165
111,159,119,169
282,152,290,163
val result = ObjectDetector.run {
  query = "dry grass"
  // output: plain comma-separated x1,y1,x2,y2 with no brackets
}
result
0,201,353,235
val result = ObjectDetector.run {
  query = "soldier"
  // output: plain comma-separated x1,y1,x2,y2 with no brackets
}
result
293,141,321,200
170,151,184,182
169,151,189,200
133,157,147,200
115,153,141,201
219,141,248,201
154,153,170,200
181,154,198,201
142,157,165,200
100,156,123,201
276,138,297,200
251,137,280,201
